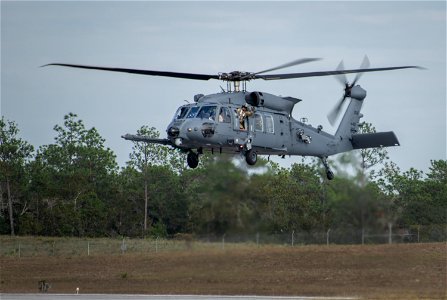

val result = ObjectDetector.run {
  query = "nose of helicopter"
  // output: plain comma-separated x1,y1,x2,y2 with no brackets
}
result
167,126,180,138
184,119,216,139
167,119,216,147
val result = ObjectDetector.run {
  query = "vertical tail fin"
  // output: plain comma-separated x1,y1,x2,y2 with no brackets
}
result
334,85,366,151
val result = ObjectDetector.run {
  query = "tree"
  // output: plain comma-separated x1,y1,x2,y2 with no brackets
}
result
334,122,389,181
107,166,144,236
185,157,252,235
326,177,388,239
377,160,447,228
126,126,184,232
329,122,392,235
35,113,117,236
357,122,390,180
261,162,323,233
147,165,187,235
0,117,34,235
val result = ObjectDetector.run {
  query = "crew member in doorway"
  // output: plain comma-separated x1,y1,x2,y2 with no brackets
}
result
236,104,254,130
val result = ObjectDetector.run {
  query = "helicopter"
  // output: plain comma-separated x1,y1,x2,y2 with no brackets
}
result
44,56,421,179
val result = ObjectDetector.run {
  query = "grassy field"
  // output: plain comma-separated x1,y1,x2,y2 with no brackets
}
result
0,236,446,299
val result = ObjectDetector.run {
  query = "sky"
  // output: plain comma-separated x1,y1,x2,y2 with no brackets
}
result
1,1,446,174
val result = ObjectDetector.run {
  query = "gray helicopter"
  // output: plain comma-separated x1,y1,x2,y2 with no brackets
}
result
45,57,420,179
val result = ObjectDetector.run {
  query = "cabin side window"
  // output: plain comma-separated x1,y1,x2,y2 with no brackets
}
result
265,114,274,133
218,107,232,123
233,108,247,131
254,113,263,132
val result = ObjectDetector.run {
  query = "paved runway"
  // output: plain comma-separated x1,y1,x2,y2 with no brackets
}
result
1,294,358,300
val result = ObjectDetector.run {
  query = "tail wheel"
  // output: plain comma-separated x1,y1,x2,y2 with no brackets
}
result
187,151,199,169
245,149,257,166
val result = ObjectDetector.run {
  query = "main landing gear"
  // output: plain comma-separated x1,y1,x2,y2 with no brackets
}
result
187,150,199,169
187,147,258,168
321,157,334,180
245,149,257,165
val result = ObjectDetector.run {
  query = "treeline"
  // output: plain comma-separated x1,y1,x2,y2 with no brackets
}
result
1,113,446,238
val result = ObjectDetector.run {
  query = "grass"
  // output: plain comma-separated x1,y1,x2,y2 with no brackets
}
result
1,236,446,299
0,235,264,258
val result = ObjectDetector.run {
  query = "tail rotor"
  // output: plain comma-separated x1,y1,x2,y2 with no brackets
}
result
327,55,370,126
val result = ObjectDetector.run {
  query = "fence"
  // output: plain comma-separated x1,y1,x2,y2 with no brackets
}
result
1,225,445,258
197,224,446,245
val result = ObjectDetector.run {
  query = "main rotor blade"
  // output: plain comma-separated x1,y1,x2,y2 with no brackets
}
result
42,63,220,81
351,55,370,86
256,65,422,80
250,58,322,77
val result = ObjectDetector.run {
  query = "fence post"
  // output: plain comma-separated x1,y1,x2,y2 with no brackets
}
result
256,232,259,247
326,229,331,245
222,234,226,250
18,243,21,258
87,241,90,256
361,228,365,245
155,237,159,253
388,222,393,244
120,238,127,254
417,225,420,243
292,230,295,247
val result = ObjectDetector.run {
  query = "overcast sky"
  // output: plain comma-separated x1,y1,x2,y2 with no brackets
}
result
2,1,446,174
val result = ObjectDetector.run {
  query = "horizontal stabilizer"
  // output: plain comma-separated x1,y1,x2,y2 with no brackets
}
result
351,131,400,149
122,134,171,145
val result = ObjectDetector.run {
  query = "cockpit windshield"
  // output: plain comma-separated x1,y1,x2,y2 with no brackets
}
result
174,106,189,120
186,107,200,118
182,105,217,120
197,106,217,121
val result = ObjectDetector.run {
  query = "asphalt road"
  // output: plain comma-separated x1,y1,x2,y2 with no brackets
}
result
1,294,358,300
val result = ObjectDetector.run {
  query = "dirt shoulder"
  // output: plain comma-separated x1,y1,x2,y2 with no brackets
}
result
1,242,446,299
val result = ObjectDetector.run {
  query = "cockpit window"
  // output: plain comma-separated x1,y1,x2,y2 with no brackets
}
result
197,106,217,121
174,106,189,120
186,106,200,118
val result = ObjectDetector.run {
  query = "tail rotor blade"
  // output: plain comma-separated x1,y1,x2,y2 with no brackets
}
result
327,96,346,126
351,55,370,86
334,60,348,86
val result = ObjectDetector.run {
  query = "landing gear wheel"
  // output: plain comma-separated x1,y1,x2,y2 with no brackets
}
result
187,151,199,169
245,149,258,166
320,156,334,180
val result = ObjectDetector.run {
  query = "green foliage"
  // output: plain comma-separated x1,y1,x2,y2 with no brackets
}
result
23,113,118,236
326,177,389,231
127,125,185,173
259,162,324,233
148,222,168,238
0,117,34,235
125,126,187,234
332,122,389,181
185,157,253,235
377,160,447,226
1,114,445,239
358,122,389,175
